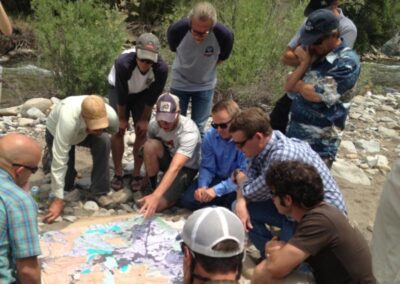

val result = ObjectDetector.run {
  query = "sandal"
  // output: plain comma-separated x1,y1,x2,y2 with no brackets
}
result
130,176,146,192
111,175,124,191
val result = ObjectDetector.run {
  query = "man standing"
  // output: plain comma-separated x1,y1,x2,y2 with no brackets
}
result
43,95,118,223
270,0,357,134
138,93,201,218
180,99,246,210
110,33,168,191
0,133,42,283
229,108,346,256
252,160,376,284
284,9,361,167
181,207,245,284
167,2,234,136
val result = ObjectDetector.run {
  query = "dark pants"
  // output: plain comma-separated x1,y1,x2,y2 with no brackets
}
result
179,177,237,210
269,93,292,134
45,129,111,195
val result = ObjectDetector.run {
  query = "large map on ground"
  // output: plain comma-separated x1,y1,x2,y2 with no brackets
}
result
40,215,184,283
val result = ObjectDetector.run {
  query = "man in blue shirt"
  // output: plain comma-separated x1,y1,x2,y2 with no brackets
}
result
285,9,361,167
180,99,246,210
0,133,42,283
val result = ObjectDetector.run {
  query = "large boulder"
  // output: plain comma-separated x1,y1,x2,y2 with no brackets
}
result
21,98,52,117
381,32,400,56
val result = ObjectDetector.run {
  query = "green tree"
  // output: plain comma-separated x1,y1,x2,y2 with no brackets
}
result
32,0,126,97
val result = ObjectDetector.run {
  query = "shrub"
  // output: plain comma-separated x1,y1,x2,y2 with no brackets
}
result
32,0,126,97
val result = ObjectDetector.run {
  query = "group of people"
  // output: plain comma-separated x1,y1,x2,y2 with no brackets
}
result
1,1,397,283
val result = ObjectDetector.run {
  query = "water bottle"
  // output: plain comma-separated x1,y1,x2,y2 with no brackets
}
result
31,186,40,203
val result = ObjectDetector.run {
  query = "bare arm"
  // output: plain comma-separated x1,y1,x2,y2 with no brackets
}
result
281,47,300,67
0,2,12,36
16,256,41,284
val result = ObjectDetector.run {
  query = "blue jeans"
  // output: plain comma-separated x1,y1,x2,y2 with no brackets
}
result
179,177,236,210
248,200,294,257
170,88,214,137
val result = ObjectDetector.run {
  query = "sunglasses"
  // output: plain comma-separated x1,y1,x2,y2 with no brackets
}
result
233,137,250,149
211,119,232,129
13,163,38,174
138,58,154,65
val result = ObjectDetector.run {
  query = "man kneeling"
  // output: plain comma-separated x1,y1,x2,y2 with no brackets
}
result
252,160,376,284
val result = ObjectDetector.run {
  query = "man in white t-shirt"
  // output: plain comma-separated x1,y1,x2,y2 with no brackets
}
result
137,93,201,218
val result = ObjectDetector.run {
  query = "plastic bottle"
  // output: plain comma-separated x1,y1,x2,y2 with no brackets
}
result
31,186,40,203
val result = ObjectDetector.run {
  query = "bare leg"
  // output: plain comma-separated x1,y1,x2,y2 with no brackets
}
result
111,133,124,177
142,139,164,177
132,128,147,177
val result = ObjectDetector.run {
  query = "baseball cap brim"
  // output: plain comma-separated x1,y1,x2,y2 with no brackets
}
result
299,31,325,46
156,112,177,123
137,49,158,63
85,117,109,130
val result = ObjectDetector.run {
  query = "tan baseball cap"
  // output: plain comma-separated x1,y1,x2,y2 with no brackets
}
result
81,95,109,130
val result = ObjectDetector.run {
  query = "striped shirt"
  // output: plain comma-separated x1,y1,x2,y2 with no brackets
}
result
0,169,41,283
242,131,347,214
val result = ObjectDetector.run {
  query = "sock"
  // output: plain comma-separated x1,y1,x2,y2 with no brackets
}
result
149,176,157,190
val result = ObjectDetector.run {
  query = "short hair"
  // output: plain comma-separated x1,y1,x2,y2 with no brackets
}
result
229,107,272,138
188,2,217,27
266,160,324,208
211,99,240,117
193,240,243,275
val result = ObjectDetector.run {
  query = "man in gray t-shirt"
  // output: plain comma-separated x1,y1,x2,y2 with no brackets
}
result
138,93,201,218
270,0,357,134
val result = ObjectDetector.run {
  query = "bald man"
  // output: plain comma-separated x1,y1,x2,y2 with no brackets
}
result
0,133,41,284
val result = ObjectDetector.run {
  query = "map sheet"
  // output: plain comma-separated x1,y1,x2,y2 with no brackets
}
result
39,215,184,284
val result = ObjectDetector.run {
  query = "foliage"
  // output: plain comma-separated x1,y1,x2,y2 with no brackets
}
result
343,0,400,52
31,0,126,97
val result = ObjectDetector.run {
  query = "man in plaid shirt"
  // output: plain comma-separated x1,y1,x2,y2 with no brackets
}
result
229,108,346,257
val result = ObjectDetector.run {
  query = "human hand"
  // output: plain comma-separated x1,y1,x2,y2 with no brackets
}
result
137,193,160,219
135,120,149,136
194,187,207,202
235,197,253,231
43,197,65,223
232,170,247,188
265,236,285,259
118,119,129,136
202,188,216,203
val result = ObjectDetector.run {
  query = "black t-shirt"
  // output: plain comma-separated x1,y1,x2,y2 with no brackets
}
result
289,203,376,284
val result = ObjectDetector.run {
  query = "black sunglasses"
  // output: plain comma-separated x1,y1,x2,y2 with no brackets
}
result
13,163,38,174
211,119,232,129
191,29,210,37
138,58,154,65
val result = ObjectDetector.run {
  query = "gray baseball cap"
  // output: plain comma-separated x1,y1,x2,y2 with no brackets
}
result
156,92,180,123
182,207,245,258
136,33,160,63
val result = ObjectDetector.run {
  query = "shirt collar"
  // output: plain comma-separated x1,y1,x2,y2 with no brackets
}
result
254,131,277,162
325,42,347,64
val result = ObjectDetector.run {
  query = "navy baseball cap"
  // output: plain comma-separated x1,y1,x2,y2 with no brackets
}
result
299,9,339,46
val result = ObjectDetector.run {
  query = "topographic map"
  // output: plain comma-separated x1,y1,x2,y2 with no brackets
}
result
40,215,184,284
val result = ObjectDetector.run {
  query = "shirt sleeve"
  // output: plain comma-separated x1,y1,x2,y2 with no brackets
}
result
340,19,357,48
105,105,119,135
213,22,234,61
198,132,216,188
144,58,168,107
8,197,41,258
114,53,133,106
288,25,303,49
176,128,200,159
167,18,190,52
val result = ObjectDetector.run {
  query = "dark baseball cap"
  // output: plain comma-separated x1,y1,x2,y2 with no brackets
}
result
136,33,160,63
304,0,336,16
299,9,339,46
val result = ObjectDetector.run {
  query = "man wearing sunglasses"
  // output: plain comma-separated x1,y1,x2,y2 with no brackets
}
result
180,99,246,210
108,33,168,192
43,95,118,223
270,0,357,135
167,2,234,137
229,108,346,258
284,9,360,168
181,207,245,284
0,133,42,283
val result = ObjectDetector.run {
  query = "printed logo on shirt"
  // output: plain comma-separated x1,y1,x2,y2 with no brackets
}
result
165,140,175,149
204,46,215,56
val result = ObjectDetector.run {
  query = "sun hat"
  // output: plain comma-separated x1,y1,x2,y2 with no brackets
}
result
81,95,108,130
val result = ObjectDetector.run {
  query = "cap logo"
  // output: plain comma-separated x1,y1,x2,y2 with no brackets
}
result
159,101,173,112
145,43,155,50
305,21,314,31
321,0,328,5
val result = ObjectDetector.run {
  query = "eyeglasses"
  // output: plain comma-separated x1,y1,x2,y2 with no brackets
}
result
211,119,232,129
12,163,38,174
191,29,210,38
233,137,250,149
138,58,154,65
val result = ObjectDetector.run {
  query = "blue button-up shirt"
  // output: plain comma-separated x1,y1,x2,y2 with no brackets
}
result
0,169,41,283
198,128,247,196
243,131,347,214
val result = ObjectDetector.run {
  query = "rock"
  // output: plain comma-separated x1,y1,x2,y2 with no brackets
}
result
340,140,357,154
381,32,400,56
63,207,75,215
18,117,34,127
21,98,52,114
112,188,133,204
119,203,134,213
76,177,91,190
50,97,60,105
25,107,46,119
117,209,127,215
366,156,378,168
376,155,390,171
354,139,380,154
93,208,111,217
54,216,63,223
332,160,371,186
64,189,81,203
83,201,99,211
127,133,136,146
97,195,115,208
64,215,78,222
0,106,21,116
378,126,398,138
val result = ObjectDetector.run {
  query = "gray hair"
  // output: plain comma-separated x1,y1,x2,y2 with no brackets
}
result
188,2,217,27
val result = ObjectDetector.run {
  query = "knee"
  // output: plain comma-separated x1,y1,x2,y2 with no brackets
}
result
143,139,162,156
